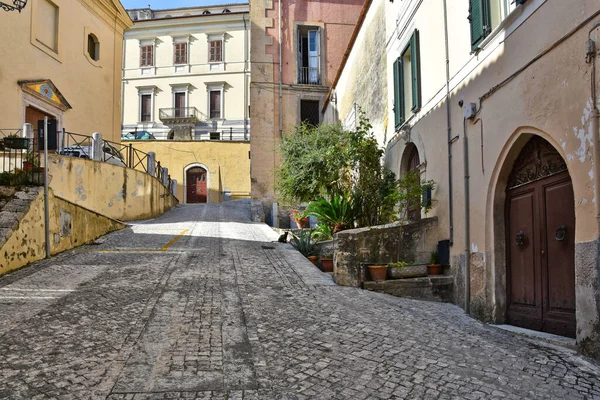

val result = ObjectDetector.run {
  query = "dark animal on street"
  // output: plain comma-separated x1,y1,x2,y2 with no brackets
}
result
277,231,289,243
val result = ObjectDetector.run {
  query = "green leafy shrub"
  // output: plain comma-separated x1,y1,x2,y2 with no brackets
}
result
306,194,358,234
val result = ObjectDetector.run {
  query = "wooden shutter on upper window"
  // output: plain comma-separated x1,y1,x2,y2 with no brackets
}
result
468,0,491,50
174,42,187,64
141,45,153,66
393,58,402,129
410,29,421,112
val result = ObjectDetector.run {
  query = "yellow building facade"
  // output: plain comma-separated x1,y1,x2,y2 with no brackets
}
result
0,0,132,142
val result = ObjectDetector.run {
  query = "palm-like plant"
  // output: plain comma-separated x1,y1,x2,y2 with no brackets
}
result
307,194,358,234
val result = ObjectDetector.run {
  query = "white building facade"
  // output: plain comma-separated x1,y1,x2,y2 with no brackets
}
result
122,4,250,141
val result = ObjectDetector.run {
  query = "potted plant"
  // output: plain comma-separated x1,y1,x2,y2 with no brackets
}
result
428,251,442,275
367,264,388,281
388,261,427,279
320,253,334,272
4,134,29,150
290,230,317,260
23,152,44,173
290,208,309,229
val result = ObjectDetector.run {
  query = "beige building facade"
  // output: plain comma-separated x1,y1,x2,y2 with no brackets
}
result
0,0,132,142
326,0,600,356
121,4,250,140
120,4,251,205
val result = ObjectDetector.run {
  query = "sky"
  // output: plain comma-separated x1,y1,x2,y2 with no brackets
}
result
120,0,247,9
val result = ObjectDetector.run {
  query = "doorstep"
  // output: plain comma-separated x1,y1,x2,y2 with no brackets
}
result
363,275,453,303
491,324,577,350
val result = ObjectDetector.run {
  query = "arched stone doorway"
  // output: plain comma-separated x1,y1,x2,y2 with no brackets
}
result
186,166,208,203
504,136,575,337
400,143,421,221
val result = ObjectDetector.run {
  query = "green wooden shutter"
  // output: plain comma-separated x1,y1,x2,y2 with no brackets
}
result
398,58,405,126
393,58,402,129
468,0,491,50
410,30,421,112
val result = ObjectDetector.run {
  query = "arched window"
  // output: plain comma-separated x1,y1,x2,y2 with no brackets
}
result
202,10,211,15
87,33,99,61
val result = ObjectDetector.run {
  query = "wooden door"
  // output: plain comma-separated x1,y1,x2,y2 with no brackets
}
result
506,137,575,337
186,167,207,203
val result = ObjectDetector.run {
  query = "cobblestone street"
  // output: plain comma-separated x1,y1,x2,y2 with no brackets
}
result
0,200,599,399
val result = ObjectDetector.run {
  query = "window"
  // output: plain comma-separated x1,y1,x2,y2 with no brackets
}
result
209,40,222,62
140,45,154,66
87,34,99,61
300,100,320,126
36,0,59,52
140,94,152,122
297,27,321,85
469,0,522,50
174,92,186,117
209,90,221,119
174,42,187,65
393,30,421,129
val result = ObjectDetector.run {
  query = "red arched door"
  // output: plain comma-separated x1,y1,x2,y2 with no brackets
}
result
186,167,207,203
505,137,575,337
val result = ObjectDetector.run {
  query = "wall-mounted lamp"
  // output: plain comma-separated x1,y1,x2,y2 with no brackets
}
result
1,0,27,12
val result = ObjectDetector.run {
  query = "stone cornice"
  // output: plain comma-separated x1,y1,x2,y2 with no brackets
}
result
75,0,133,32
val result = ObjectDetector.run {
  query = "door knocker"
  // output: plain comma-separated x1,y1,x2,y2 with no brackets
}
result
515,230,526,248
555,225,567,242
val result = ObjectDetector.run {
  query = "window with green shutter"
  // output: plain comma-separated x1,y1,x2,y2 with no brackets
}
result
469,0,491,50
394,29,421,130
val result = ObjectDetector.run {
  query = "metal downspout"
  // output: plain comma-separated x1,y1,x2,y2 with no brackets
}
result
243,15,249,137
443,0,454,245
278,0,283,138
587,27,600,235
463,117,471,314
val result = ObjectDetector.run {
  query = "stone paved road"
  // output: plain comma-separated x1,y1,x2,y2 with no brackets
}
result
1,200,600,400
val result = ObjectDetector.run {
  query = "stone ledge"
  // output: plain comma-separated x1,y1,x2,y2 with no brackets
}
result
363,275,454,303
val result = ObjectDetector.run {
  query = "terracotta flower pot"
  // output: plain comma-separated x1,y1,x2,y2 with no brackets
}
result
308,255,318,265
427,264,442,275
295,217,309,229
368,265,388,281
321,258,333,272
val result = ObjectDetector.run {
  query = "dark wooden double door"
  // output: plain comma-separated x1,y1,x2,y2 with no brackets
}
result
506,170,576,337
186,167,207,203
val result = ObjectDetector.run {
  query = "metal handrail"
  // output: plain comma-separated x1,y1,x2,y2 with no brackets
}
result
298,67,321,85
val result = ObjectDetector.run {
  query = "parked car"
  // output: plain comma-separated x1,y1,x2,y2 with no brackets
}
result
60,142,126,167
121,131,156,140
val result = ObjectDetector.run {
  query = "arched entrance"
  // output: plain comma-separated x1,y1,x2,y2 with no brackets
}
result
186,167,208,203
400,143,421,221
505,136,575,337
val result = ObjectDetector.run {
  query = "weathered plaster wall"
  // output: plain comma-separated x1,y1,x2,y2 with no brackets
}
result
132,141,251,204
0,188,124,276
249,0,364,214
0,0,131,141
380,0,600,353
48,155,177,221
323,0,389,146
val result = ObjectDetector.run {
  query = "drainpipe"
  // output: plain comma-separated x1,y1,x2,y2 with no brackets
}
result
443,0,455,245
243,15,249,137
587,27,600,235
463,117,471,314
278,0,283,138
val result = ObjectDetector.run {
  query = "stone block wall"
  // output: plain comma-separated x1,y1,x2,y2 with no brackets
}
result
334,217,439,287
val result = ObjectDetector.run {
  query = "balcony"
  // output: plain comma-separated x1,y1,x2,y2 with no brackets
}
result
298,67,322,85
159,107,204,125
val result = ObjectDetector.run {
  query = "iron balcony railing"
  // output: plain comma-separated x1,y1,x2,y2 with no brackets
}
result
159,107,204,124
298,67,321,85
